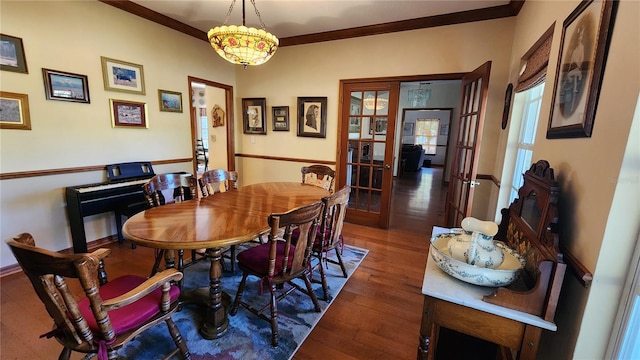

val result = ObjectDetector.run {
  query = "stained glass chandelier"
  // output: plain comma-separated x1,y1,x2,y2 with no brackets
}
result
208,0,279,69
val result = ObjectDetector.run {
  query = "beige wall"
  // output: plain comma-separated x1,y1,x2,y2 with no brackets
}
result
233,19,515,189
0,0,236,265
502,1,640,358
1,0,639,358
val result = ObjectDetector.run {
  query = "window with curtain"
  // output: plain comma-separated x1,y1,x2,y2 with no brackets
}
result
415,119,439,155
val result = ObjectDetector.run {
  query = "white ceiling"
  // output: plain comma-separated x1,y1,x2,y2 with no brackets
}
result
130,0,511,39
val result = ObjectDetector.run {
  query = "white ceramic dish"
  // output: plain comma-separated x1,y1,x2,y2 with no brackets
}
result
430,232,525,287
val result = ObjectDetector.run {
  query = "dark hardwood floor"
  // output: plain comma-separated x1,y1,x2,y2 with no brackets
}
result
1,167,450,359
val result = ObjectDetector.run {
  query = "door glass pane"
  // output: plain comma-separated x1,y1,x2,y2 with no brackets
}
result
377,91,389,115
350,92,362,115
363,91,376,116
349,117,360,134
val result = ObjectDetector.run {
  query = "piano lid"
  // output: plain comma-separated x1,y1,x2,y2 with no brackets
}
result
106,162,155,182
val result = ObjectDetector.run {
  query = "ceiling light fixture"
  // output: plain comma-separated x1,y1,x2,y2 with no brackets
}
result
207,0,278,69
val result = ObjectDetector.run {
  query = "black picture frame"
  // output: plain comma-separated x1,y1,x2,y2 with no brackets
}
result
0,34,28,74
501,83,513,130
242,98,267,135
42,68,90,103
546,0,618,138
272,106,289,131
297,97,327,138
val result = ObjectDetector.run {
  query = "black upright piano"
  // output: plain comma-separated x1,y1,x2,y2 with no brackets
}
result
65,162,155,253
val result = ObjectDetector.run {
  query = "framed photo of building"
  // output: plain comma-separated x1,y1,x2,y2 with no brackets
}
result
297,97,327,138
272,106,289,131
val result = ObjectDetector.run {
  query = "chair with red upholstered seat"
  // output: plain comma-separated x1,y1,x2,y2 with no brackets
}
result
6,233,190,360
293,186,350,300
230,201,324,347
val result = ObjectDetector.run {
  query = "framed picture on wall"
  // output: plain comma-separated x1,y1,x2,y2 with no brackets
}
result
109,99,148,128
403,122,414,136
0,91,31,130
297,97,327,138
242,98,267,134
369,117,387,135
546,0,618,138
42,68,90,103
101,56,146,95
158,89,182,112
0,34,28,74
272,106,289,131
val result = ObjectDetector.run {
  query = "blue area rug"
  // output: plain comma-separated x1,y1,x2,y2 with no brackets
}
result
119,244,368,359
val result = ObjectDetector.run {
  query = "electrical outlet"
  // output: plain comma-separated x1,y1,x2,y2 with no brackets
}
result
251,136,256,144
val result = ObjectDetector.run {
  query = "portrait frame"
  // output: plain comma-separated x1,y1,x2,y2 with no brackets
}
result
0,34,28,74
369,117,387,135
211,104,225,127
42,68,90,103
272,106,290,131
242,98,267,135
403,122,414,136
297,97,327,138
109,99,148,128
0,91,31,130
158,89,182,112
547,0,618,139
101,56,146,95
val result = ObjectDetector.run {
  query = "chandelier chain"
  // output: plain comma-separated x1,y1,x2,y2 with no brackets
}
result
250,0,267,29
222,0,236,25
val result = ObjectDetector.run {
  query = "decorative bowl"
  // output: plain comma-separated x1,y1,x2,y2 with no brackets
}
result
430,232,525,287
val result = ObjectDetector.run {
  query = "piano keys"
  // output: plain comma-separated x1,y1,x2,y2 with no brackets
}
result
65,162,155,253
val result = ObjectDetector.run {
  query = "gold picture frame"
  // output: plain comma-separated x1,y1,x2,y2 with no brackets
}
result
0,91,31,130
101,56,145,95
158,89,182,112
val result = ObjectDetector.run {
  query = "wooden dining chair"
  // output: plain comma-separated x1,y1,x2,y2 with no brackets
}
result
198,169,239,271
301,165,335,192
291,186,350,300
6,233,190,360
230,201,324,347
143,173,198,278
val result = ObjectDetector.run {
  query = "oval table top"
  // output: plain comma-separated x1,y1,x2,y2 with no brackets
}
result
122,182,329,250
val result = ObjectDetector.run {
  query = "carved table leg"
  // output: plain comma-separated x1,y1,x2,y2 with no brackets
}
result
199,247,229,339
418,296,438,360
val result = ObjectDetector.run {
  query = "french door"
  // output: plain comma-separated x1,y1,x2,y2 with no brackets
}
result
338,81,400,228
445,62,492,227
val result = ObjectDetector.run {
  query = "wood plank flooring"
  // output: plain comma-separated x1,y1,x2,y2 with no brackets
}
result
0,167,447,360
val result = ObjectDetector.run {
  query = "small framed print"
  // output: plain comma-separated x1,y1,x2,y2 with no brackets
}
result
369,117,387,135
158,89,182,112
0,91,31,130
101,56,145,95
242,98,266,135
0,34,28,74
42,68,90,103
272,106,289,131
297,97,327,138
403,122,414,136
109,99,148,128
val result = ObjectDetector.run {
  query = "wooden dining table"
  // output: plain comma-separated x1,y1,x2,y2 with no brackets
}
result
122,182,329,339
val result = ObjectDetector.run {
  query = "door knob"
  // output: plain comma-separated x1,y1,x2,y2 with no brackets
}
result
384,164,391,169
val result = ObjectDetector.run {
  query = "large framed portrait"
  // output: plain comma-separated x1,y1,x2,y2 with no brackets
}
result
242,98,267,135
42,68,90,103
547,0,618,139
272,106,289,131
0,34,28,74
0,91,31,130
109,99,148,128
297,97,327,138
101,56,146,95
